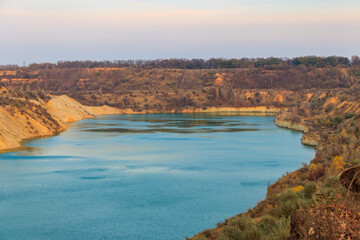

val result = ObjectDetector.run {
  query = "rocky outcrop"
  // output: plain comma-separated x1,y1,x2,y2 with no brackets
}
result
274,113,321,148
301,133,320,147
274,117,309,133
274,112,322,148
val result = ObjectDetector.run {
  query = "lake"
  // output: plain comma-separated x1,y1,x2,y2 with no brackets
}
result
0,113,315,239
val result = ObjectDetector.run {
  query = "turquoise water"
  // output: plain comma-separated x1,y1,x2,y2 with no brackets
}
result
0,114,315,239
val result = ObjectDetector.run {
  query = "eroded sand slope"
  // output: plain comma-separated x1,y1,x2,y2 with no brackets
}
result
0,94,124,152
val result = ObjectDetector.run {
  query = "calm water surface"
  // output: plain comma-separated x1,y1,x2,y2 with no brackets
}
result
0,114,315,239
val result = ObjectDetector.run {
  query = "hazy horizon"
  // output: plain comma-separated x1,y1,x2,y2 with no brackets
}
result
1,0,359,65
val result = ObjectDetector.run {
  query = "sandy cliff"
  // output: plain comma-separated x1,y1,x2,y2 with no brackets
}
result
46,95,123,122
0,95,125,152
0,106,65,151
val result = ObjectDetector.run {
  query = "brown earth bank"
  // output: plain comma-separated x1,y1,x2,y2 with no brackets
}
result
1,65,360,239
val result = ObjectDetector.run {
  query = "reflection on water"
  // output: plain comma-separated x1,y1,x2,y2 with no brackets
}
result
0,113,315,240
85,127,260,134
83,114,261,134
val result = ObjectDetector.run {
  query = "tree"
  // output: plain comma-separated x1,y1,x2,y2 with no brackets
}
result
351,56,360,66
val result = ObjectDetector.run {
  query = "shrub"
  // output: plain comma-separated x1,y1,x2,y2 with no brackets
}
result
219,216,263,240
341,129,349,139
319,175,348,199
329,156,345,175
258,215,277,234
229,215,255,230
292,185,304,192
291,115,301,123
192,236,209,240
276,217,291,240
303,182,317,199
308,163,325,180
221,225,262,240
344,112,355,119
325,103,334,113
217,213,292,239
274,190,300,218
330,116,342,127
297,108,306,116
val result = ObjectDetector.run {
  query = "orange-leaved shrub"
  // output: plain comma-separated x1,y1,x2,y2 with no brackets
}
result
329,156,345,175
292,186,304,192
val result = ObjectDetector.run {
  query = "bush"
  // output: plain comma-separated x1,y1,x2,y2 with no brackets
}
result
258,215,277,234
308,163,325,180
219,214,291,240
304,182,317,199
330,116,343,127
292,185,304,192
276,217,291,240
229,215,255,230
192,236,209,240
325,103,334,113
218,216,263,240
319,176,347,198
274,190,301,218
344,112,355,119
329,156,345,175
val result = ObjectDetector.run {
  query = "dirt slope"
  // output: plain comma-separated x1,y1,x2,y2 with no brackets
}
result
0,94,124,152
46,95,123,122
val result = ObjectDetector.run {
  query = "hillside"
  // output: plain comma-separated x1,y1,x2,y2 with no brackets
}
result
1,66,359,112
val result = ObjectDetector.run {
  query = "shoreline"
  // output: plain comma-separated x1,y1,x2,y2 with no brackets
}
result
2,100,315,154
0,110,278,153
0,95,282,153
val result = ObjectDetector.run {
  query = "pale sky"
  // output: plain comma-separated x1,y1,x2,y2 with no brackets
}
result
0,0,359,65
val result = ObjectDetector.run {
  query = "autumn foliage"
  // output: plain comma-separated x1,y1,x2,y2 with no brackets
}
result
292,186,304,192
329,156,345,175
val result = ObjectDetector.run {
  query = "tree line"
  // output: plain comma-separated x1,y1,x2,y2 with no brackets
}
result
24,56,360,70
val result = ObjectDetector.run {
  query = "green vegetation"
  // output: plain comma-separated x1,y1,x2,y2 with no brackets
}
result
22,56,358,70
194,183,317,240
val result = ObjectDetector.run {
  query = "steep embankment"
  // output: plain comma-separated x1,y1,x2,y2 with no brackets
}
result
0,106,64,151
0,94,124,152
